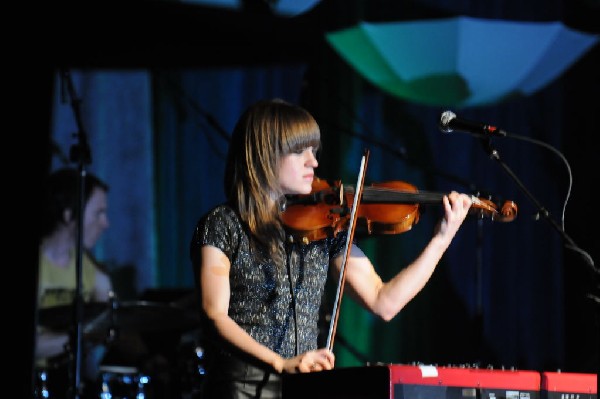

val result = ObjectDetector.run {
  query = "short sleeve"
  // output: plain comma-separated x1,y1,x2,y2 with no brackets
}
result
190,205,240,267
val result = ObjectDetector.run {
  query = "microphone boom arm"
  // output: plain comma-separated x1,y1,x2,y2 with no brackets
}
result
479,137,596,273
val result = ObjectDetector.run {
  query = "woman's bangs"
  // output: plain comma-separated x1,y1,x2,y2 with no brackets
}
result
282,117,320,154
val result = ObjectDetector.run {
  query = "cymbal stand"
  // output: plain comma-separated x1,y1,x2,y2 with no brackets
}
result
106,293,119,345
61,69,92,399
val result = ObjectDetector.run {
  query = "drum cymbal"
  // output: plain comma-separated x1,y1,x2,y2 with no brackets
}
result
84,300,200,336
38,302,108,331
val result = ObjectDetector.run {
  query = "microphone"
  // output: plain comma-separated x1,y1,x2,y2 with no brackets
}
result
439,110,507,137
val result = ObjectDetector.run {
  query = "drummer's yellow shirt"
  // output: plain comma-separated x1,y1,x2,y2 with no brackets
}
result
38,250,98,308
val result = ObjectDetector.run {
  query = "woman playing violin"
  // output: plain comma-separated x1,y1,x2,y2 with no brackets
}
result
189,98,473,398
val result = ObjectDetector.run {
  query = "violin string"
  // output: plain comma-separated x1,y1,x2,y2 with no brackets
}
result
338,184,503,220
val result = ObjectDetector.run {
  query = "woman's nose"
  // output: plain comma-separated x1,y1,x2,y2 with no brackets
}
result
306,149,318,166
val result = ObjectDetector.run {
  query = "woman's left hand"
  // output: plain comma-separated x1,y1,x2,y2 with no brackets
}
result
436,191,472,239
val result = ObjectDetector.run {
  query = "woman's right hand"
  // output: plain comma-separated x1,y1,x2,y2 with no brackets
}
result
280,348,335,373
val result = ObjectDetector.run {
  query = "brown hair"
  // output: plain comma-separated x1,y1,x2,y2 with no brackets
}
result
41,168,109,238
224,98,320,265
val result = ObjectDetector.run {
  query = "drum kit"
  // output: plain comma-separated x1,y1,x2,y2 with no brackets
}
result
35,294,205,399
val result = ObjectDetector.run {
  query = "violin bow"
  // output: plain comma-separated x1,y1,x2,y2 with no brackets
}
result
326,148,370,352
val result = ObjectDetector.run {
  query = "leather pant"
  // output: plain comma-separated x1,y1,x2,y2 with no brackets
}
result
201,351,282,399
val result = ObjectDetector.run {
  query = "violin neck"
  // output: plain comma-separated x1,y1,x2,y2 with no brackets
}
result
346,185,445,205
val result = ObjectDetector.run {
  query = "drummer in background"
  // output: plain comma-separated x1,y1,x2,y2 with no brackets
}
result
36,167,112,396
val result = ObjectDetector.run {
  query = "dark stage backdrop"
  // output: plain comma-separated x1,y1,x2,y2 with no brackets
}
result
29,0,599,396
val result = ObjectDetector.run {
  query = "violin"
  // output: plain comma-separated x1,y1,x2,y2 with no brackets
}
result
281,177,518,244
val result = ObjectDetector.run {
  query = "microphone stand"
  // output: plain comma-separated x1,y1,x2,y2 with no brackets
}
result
61,69,92,399
479,137,596,273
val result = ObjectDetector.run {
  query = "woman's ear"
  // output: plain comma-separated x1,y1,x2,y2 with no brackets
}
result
62,208,73,224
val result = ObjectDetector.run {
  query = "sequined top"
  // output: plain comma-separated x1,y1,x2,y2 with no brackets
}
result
190,204,348,358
